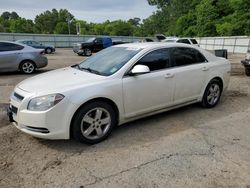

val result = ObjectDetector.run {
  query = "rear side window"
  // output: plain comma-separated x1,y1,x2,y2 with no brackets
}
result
136,48,171,71
190,39,198,44
171,47,206,67
0,42,24,52
177,39,191,44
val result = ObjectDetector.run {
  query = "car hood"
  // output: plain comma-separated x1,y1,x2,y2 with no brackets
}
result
81,42,93,46
17,67,105,94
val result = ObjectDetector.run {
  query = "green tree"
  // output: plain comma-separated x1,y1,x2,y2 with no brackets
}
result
54,22,68,34
9,18,34,33
195,0,219,36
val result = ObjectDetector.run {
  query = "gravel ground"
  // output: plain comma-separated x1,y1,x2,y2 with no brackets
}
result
0,49,249,188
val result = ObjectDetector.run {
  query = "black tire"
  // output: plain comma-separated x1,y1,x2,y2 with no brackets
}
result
84,48,92,56
245,68,250,76
45,48,53,54
20,61,36,74
77,52,84,56
72,101,117,144
202,79,222,108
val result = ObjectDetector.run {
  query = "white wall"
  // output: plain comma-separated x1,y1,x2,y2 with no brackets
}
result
196,36,250,53
0,33,249,53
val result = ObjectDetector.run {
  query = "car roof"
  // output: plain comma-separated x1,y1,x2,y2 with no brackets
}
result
0,40,25,45
116,42,193,49
0,40,41,51
117,42,218,62
16,39,34,42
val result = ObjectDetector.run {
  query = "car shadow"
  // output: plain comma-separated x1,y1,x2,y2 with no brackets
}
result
37,92,250,154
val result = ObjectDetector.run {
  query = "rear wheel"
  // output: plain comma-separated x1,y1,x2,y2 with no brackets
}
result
45,48,52,54
20,61,36,74
72,101,116,144
245,67,250,76
84,48,92,56
77,52,84,56
202,79,222,108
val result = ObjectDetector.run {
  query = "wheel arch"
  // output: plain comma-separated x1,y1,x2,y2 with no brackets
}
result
69,97,119,138
211,76,224,91
200,76,224,101
19,59,37,70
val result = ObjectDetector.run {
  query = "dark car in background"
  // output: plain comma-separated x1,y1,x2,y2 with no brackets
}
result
241,50,250,76
16,40,55,54
0,41,48,74
73,37,126,56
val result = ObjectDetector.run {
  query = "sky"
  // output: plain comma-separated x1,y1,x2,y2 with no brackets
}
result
0,0,157,23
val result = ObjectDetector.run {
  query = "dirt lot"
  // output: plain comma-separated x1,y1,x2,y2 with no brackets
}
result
0,49,250,188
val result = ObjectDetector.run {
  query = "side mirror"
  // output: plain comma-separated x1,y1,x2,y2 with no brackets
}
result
129,65,150,75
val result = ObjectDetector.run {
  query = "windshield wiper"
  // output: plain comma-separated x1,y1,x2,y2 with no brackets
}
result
71,64,80,69
80,67,102,75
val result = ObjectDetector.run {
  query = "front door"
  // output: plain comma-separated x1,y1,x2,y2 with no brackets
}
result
122,48,175,118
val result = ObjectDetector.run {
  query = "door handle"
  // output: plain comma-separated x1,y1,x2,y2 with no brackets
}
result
165,73,174,78
202,67,209,71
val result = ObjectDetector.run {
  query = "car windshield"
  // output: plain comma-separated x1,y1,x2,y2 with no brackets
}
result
78,46,141,76
86,38,96,42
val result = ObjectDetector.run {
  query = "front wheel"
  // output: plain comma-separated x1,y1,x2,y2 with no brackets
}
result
72,101,117,144
202,79,222,108
84,48,92,56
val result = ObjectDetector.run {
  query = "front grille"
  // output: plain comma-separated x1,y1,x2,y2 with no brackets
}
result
13,92,24,101
10,105,18,114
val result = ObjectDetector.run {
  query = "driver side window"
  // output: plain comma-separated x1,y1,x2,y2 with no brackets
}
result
95,38,102,44
136,48,171,72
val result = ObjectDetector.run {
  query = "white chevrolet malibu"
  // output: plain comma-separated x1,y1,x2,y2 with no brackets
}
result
8,43,231,144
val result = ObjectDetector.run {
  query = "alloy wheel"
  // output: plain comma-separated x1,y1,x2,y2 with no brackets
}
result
85,48,92,56
80,107,111,140
22,62,35,74
207,83,221,105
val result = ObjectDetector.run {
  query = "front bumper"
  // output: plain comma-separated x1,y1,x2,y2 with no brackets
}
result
8,88,76,140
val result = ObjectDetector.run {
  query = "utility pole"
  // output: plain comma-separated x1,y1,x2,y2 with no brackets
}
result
66,16,73,35
76,22,81,35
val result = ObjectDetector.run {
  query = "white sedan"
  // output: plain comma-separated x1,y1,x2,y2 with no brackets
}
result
8,43,231,144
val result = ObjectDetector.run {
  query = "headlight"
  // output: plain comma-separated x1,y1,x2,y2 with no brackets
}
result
28,94,64,111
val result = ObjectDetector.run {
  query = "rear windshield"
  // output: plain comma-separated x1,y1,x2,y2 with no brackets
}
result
190,39,198,44
165,40,176,43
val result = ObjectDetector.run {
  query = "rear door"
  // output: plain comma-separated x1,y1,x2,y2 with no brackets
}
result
122,48,175,118
170,47,208,104
0,42,24,71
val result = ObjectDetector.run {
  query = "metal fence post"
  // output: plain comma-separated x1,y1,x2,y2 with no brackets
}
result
222,38,225,49
233,37,237,53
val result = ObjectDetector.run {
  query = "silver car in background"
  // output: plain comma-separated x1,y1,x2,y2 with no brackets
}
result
0,41,48,74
